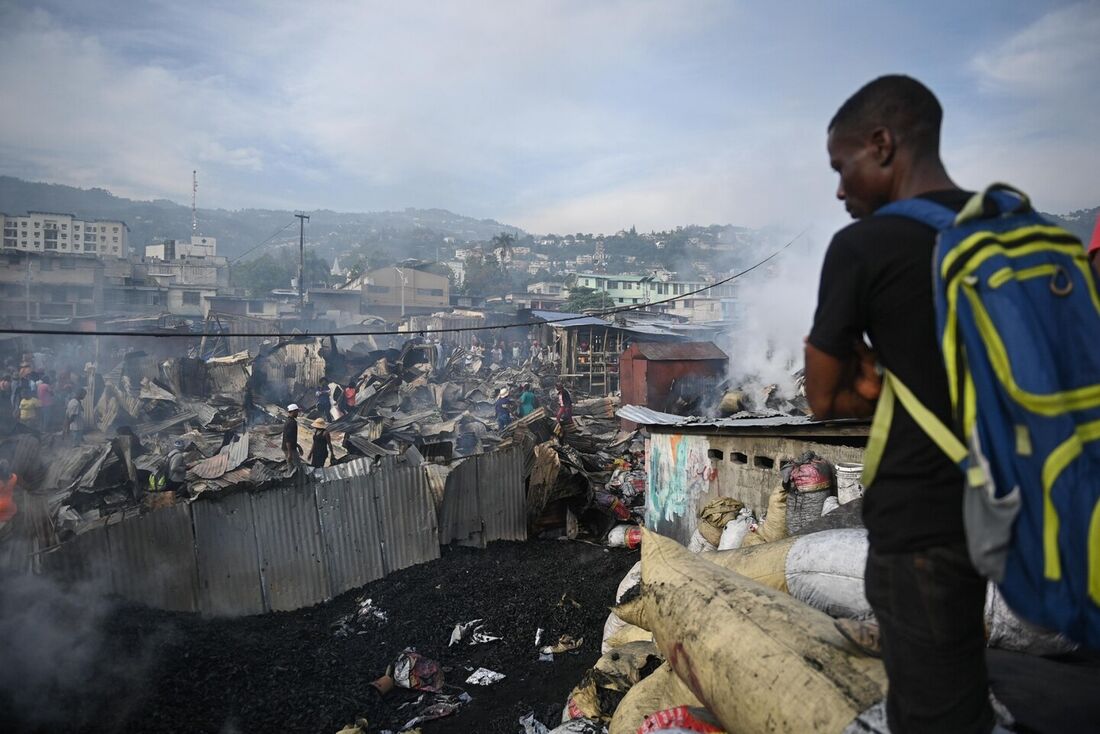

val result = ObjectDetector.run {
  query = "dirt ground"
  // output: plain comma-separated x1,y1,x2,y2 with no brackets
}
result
2,540,637,734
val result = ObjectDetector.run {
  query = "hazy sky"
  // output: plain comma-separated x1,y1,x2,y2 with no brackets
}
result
1,1,1097,234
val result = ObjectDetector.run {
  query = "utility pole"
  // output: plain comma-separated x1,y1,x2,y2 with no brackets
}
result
295,213,310,317
191,170,198,235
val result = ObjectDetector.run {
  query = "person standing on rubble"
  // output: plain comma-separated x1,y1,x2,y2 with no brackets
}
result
282,403,302,465
64,388,86,445
518,382,538,417
494,388,516,431
315,379,332,420
805,76,993,733
308,418,331,468
553,382,574,440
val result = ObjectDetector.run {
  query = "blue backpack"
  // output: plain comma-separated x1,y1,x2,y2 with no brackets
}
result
861,184,1100,649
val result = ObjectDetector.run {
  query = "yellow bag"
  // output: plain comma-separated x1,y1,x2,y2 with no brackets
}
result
615,529,886,734
740,487,788,547
701,535,797,593
608,661,709,734
697,497,744,547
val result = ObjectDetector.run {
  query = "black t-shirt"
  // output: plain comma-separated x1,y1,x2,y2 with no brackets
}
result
809,190,972,553
282,416,299,449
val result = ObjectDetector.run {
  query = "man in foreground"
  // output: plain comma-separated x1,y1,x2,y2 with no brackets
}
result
804,75,993,733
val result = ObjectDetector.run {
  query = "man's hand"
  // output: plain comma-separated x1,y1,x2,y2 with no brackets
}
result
852,341,883,402
804,339,880,419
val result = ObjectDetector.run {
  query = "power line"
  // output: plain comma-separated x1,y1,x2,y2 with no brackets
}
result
229,220,300,263
0,229,805,339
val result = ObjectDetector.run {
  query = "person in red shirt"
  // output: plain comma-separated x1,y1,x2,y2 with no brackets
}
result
36,376,54,431
0,460,17,525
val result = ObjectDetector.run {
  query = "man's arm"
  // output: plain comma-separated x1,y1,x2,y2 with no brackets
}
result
804,341,881,419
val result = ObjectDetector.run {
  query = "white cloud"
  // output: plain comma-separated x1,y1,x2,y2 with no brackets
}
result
972,2,1100,96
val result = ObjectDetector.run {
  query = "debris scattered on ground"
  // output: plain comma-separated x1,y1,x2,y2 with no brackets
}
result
465,668,506,686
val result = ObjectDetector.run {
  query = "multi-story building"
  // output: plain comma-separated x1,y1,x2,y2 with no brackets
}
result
0,250,104,321
573,271,740,323
343,266,450,319
144,235,217,260
0,212,129,258
143,235,229,316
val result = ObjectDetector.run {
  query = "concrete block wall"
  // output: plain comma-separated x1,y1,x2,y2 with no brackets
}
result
645,431,864,545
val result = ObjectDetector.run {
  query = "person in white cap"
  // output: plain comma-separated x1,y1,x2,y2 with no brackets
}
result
282,404,301,465
493,388,516,432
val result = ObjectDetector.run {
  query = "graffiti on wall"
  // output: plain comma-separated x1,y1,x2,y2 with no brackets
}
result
646,433,712,540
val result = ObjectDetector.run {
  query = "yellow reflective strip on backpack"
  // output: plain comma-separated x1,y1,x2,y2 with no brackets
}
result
1090,502,1100,604
1041,420,1100,581
861,375,895,488
940,225,1072,282
888,372,968,464
988,263,1059,289
962,286,1100,415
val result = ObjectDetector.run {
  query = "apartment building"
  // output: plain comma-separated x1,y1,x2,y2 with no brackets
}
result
574,271,740,322
0,212,129,258
0,250,104,321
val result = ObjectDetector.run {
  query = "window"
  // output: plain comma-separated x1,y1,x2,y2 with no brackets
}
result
100,236,106,242
84,242,96,252
182,291,201,306
20,221,26,227
730,452,748,464
632,298,639,304
112,236,118,243
60,233,67,239
113,226,119,233
366,285,390,294
753,455,775,470
707,449,724,460
34,222,39,228
416,287,444,297
61,223,67,230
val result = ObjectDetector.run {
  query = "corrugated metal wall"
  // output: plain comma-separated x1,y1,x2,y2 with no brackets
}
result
35,446,526,617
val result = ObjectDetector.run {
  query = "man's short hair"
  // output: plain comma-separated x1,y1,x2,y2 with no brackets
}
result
829,75,943,153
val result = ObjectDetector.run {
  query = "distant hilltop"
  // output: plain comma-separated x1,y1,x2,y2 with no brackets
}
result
0,176,526,261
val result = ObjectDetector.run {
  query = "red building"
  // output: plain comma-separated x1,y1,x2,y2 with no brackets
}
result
619,341,729,429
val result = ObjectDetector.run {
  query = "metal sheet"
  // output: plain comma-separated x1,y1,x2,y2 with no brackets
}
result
315,476,386,597
192,491,265,616
476,446,528,543
40,522,113,589
629,341,728,361
106,502,199,612
250,484,329,612
373,464,439,574
437,458,482,547
616,405,869,433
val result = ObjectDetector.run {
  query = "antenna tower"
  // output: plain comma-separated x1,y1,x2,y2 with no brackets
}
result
191,170,198,234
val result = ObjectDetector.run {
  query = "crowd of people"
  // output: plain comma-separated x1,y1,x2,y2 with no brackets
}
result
0,353,89,444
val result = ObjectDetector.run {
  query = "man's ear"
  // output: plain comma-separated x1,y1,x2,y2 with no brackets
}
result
869,126,896,167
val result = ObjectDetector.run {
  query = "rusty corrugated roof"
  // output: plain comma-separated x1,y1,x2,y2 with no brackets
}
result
628,341,728,361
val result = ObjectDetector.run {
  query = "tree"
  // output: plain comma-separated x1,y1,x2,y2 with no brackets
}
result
462,251,508,296
489,232,516,274
231,251,332,296
566,286,615,312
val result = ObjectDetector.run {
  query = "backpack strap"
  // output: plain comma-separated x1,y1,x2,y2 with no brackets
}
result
874,198,957,230
862,369,968,487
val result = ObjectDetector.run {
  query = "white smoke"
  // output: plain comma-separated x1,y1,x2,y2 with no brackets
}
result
720,227,830,405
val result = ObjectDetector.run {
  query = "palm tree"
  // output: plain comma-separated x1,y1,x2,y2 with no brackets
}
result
490,232,516,274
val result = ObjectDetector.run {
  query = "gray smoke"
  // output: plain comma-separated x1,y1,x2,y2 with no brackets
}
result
0,572,164,730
